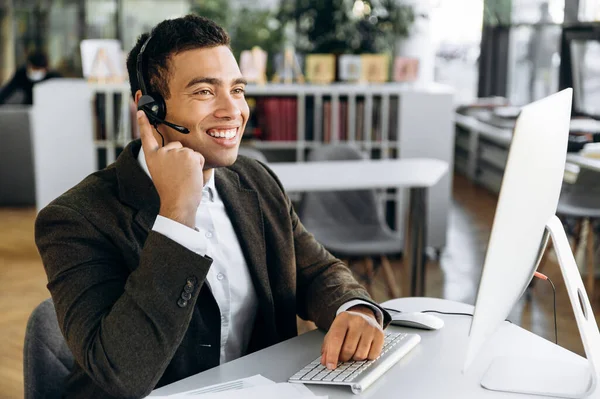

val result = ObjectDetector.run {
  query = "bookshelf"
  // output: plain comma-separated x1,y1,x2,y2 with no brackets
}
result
33,80,455,251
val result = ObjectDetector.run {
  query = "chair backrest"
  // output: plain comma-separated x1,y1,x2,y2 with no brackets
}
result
298,144,386,229
23,298,74,399
0,106,36,205
237,146,268,163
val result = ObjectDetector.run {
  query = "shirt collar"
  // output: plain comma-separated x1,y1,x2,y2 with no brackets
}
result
138,145,216,202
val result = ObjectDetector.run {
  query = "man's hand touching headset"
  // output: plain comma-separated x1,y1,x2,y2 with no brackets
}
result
138,110,204,229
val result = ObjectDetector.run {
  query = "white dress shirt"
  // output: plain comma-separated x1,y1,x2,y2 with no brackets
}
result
138,147,382,364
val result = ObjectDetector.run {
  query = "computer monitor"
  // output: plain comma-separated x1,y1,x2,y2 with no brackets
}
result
463,88,600,398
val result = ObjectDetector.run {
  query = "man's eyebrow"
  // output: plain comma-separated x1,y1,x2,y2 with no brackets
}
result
185,77,248,89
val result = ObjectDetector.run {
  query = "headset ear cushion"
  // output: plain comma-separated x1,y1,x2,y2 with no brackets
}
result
149,93,167,120
138,93,167,121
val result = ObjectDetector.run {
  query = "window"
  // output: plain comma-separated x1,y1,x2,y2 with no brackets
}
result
432,0,484,104
506,23,562,105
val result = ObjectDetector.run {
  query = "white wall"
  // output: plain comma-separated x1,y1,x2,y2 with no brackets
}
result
395,0,436,85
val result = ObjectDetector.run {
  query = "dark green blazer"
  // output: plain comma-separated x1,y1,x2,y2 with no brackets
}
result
35,139,390,398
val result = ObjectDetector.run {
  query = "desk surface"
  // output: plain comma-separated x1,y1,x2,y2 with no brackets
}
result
268,159,448,192
151,297,593,398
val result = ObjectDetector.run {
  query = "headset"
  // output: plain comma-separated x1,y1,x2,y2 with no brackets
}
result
136,33,190,144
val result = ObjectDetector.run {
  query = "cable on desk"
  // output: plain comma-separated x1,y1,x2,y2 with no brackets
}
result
534,271,558,345
382,308,515,324
383,307,474,318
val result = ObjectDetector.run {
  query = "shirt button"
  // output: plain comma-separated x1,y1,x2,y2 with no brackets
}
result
205,231,213,238
217,273,224,281
221,315,226,323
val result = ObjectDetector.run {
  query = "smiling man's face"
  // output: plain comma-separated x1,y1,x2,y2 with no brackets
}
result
154,45,249,169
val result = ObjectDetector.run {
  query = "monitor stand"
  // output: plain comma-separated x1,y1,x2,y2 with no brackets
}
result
480,215,600,398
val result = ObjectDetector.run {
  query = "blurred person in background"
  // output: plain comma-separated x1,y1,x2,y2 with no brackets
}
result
0,49,62,105
525,3,559,102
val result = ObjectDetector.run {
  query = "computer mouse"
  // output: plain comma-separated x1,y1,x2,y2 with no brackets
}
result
389,312,444,330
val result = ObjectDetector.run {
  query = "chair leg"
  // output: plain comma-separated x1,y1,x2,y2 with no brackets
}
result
363,257,375,297
380,256,401,299
572,219,582,255
586,218,595,301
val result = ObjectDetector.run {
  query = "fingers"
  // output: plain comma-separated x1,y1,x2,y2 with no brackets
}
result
368,329,385,360
322,323,347,370
351,327,373,360
137,110,159,153
321,311,385,369
161,141,183,151
339,328,361,362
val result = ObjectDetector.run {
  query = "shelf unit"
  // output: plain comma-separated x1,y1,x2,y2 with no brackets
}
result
454,112,513,193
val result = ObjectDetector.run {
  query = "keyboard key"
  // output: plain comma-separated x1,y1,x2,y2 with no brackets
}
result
314,371,330,380
304,370,320,380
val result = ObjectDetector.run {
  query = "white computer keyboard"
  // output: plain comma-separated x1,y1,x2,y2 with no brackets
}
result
288,332,421,394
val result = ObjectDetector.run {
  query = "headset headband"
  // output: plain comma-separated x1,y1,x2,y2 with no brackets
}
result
136,34,152,95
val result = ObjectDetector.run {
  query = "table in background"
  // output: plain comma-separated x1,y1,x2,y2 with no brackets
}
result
269,159,448,297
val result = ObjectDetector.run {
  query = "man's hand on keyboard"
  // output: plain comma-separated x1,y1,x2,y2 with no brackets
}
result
320,305,384,370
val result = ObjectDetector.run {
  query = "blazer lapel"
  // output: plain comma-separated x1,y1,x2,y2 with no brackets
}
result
215,168,275,323
115,140,160,235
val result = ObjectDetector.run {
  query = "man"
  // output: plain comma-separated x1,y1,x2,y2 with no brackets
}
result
35,15,391,398
0,49,61,105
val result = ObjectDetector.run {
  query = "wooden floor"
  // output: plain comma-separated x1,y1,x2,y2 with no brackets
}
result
1,173,599,398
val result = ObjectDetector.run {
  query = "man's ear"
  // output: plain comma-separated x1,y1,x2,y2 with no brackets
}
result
134,90,143,106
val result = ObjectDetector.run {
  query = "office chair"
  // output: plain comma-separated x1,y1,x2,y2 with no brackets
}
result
297,144,402,299
535,167,600,301
23,298,74,399
557,167,600,300
0,106,36,205
237,146,268,163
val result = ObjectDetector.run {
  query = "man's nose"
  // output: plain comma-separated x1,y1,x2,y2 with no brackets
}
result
214,95,242,119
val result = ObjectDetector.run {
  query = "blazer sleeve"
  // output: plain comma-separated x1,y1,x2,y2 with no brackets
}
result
35,203,213,398
255,162,391,331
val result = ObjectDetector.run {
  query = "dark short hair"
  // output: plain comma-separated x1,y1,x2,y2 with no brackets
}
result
27,50,48,68
126,14,230,100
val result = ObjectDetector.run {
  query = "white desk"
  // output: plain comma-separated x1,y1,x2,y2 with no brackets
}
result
269,159,449,297
566,153,600,173
151,297,594,398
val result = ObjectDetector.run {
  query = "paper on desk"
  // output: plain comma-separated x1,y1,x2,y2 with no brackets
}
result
169,383,325,399
151,374,326,398
162,374,273,396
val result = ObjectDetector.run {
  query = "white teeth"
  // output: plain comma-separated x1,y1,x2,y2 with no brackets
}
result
207,128,236,139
